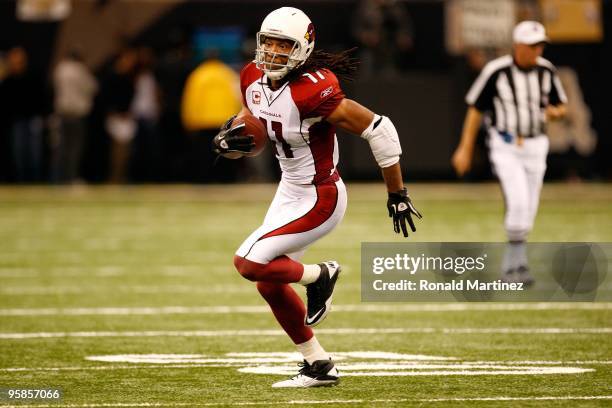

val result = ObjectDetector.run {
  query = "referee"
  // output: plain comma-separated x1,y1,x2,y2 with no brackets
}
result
451,21,567,284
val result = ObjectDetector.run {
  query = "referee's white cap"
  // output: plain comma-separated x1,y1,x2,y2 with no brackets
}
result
513,21,549,45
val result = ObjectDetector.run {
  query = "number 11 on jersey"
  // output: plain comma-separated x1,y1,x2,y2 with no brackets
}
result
259,117,294,158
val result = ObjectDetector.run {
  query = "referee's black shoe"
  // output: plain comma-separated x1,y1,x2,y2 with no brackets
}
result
516,265,535,286
501,266,535,286
305,261,341,327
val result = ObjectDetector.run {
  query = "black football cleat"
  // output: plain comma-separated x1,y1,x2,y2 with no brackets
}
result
305,261,341,327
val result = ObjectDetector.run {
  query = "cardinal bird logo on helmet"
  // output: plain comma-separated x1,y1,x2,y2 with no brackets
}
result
304,23,315,44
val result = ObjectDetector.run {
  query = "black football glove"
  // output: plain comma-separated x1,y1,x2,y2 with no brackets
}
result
387,187,422,237
212,115,255,155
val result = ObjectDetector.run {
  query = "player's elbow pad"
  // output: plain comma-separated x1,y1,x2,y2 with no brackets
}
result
360,115,402,168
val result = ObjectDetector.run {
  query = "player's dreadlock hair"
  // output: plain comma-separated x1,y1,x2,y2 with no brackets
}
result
287,48,360,83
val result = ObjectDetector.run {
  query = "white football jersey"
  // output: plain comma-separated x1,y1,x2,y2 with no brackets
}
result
240,62,344,185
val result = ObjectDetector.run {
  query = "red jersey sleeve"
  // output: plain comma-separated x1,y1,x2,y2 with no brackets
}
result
291,69,345,119
240,62,263,106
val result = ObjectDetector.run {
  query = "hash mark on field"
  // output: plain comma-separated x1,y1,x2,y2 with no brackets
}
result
1,302,609,316
1,327,611,339
1,395,611,407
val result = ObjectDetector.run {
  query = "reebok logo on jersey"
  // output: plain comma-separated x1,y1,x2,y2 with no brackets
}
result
320,86,333,99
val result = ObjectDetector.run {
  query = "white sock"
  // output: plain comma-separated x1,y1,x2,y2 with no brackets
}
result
298,264,321,285
502,241,528,272
296,336,329,364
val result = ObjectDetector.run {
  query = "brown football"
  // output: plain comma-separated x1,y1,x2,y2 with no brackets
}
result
231,113,268,157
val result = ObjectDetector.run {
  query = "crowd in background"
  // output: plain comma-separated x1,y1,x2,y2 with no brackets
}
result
0,46,49,183
0,0,604,184
1,45,171,184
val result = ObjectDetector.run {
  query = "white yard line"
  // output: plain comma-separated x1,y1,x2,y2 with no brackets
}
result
0,364,259,372
0,306,268,316
0,268,39,277
0,265,214,278
465,360,612,365
243,368,595,376
1,302,610,316
0,285,254,295
2,360,611,373
0,327,610,340
1,395,611,407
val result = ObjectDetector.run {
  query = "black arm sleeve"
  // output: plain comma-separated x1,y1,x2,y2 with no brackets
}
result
466,69,498,113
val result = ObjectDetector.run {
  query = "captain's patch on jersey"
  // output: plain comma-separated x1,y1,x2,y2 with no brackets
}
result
252,90,261,105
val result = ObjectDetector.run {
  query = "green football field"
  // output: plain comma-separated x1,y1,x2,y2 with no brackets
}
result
0,183,610,407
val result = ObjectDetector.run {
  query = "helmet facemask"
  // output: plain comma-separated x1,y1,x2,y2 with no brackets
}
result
255,33,304,81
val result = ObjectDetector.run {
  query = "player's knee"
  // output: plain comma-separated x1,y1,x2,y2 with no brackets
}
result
233,255,261,281
233,255,254,281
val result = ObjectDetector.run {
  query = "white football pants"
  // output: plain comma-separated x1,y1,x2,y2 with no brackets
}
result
488,131,549,242
236,177,348,264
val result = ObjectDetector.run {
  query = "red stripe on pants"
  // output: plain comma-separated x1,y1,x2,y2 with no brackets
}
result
258,182,338,240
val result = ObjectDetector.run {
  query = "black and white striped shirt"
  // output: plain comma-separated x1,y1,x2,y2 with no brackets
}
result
466,55,568,138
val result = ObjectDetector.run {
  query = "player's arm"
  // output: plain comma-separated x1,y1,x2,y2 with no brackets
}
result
327,98,422,237
327,99,400,187
451,106,482,177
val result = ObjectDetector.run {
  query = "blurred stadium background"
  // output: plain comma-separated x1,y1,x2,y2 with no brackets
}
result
0,0,610,183
1,0,611,406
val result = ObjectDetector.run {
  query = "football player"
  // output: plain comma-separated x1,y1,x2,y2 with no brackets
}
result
213,7,422,387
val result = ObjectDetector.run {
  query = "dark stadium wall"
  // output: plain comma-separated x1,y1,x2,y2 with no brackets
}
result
53,0,182,71
339,75,456,180
0,1,59,77
534,1,611,179
131,1,356,57
130,1,449,69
